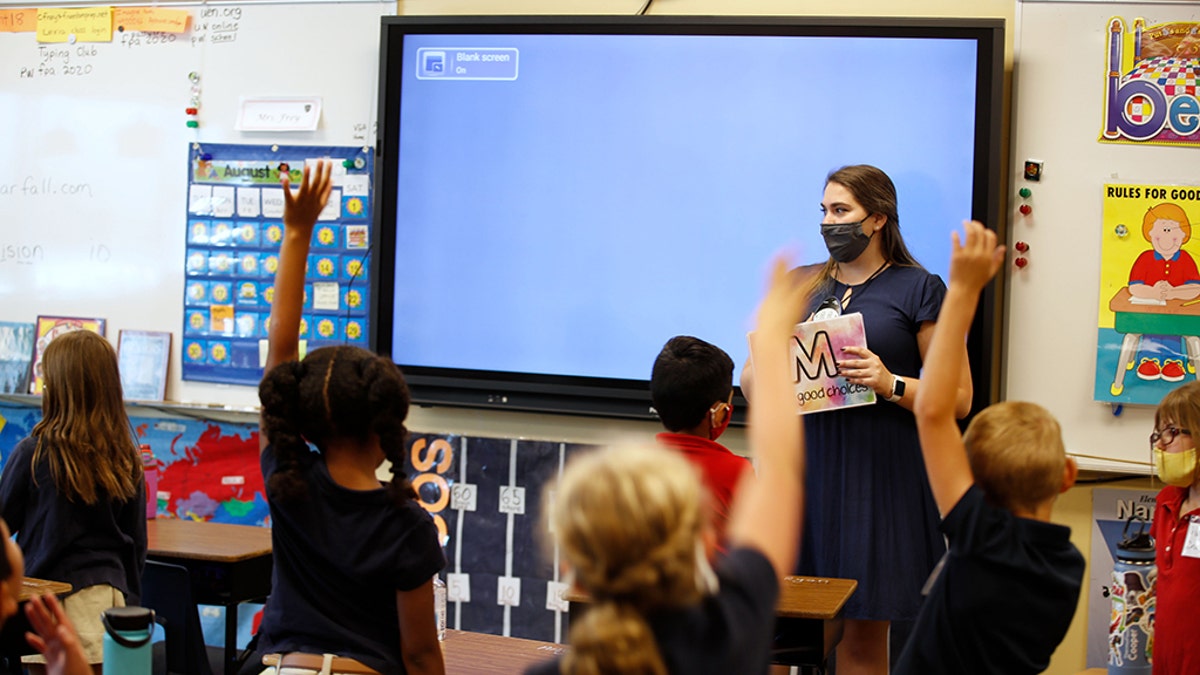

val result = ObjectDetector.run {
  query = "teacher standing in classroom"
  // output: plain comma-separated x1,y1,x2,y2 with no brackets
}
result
751,165,973,674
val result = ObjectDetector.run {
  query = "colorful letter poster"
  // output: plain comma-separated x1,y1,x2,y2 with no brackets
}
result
1100,17,1200,147
182,143,373,386
1095,183,1200,404
788,312,874,414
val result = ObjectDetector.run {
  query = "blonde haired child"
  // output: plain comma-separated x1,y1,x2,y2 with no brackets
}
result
0,329,146,670
1148,379,1200,674
894,221,1084,675
249,161,445,675
526,256,810,675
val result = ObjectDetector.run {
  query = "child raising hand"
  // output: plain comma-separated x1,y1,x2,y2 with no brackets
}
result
895,221,1084,675
249,160,446,675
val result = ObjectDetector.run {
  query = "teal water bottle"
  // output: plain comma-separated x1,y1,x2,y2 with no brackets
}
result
102,606,154,674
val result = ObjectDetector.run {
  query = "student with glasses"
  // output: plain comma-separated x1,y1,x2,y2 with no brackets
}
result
1149,381,1200,675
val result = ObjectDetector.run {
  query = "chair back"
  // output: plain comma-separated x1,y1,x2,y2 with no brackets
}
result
142,560,214,675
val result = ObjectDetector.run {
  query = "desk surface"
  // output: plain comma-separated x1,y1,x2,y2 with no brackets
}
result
1110,287,1200,316
147,519,272,563
442,629,563,673
564,574,856,620
19,577,71,602
776,576,857,620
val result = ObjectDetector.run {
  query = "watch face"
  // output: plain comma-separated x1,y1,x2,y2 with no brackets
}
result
893,377,906,398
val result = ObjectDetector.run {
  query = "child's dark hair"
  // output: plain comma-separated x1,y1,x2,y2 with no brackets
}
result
259,345,416,505
650,336,734,432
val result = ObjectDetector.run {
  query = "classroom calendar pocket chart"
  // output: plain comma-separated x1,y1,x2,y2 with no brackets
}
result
182,143,373,386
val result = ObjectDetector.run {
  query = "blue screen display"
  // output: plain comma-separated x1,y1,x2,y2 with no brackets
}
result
388,32,979,382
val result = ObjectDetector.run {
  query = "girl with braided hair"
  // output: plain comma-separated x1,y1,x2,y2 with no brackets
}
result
250,160,446,675
526,256,810,675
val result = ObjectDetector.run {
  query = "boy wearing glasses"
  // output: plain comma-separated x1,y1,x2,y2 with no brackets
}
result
893,222,1085,675
1149,380,1200,675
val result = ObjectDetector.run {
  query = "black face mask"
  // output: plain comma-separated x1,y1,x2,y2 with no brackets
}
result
820,219,874,263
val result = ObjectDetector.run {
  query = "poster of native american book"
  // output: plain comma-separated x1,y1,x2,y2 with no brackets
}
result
1100,17,1200,147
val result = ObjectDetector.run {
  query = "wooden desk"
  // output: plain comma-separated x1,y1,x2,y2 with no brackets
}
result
19,577,71,602
565,574,856,672
772,576,857,673
147,519,272,675
1108,287,1200,395
442,629,563,673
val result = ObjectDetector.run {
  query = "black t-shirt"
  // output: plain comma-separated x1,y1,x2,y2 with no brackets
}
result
0,436,146,602
258,445,445,673
892,485,1085,675
526,546,779,675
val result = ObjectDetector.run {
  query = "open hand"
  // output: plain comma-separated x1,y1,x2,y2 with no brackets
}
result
281,159,334,231
949,220,1004,293
25,593,91,675
755,256,812,339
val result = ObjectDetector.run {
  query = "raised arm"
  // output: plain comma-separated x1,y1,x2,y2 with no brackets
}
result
727,258,810,579
259,160,333,452
912,221,1004,515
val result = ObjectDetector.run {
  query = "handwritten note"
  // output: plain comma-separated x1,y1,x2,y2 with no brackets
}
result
37,7,113,43
113,7,190,34
0,9,37,33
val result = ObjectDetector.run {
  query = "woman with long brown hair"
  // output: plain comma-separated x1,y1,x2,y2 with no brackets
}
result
785,165,972,674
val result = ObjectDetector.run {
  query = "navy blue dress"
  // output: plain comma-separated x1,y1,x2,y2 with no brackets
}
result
798,264,948,621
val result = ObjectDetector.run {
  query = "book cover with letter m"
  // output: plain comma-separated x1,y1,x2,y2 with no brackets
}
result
788,312,875,415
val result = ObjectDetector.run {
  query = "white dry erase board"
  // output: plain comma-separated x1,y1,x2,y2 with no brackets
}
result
0,1,390,408
1007,1,1200,472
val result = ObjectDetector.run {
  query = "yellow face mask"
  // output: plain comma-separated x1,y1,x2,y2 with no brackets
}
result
1154,447,1198,487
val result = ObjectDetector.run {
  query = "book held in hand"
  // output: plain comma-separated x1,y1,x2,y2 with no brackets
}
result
787,312,875,415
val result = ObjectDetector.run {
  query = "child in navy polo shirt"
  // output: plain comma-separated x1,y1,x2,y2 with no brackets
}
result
249,161,445,675
895,221,1084,675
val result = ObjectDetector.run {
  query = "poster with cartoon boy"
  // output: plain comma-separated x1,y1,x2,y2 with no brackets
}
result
1095,186,1200,404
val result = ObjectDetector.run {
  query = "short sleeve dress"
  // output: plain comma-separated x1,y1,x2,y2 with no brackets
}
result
797,264,948,621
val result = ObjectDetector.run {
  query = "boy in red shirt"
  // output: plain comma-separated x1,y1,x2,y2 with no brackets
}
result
651,336,752,546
